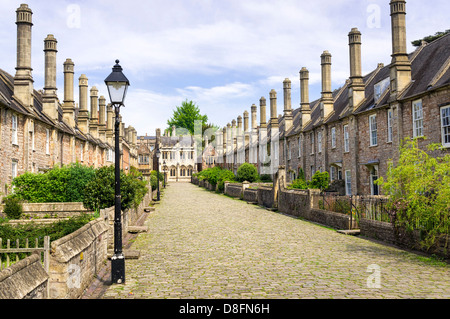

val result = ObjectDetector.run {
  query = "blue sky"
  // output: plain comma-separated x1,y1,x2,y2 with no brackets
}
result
0,0,448,136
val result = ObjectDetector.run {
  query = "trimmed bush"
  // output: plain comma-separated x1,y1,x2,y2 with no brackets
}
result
2,196,23,220
236,163,259,183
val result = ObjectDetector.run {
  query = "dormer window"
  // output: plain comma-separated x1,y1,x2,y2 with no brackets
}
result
374,77,390,103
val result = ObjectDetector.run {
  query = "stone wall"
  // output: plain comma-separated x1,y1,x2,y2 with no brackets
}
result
243,188,258,203
278,188,310,218
0,254,49,299
0,202,92,218
257,186,274,209
49,217,109,299
225,183,243,198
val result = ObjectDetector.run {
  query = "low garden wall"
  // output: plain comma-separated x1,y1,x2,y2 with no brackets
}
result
0,202,92,219
243,188,258,203
0,254,49,299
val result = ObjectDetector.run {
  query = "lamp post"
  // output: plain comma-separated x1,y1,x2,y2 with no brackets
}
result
105,60,130,285
163,160,167,188
156,148,161,201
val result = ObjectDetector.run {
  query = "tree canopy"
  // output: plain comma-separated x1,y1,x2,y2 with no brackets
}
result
167,100,208,136
411,30,449,47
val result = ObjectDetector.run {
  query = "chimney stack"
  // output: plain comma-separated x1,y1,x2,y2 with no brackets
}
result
243,110,249,145
63,59,76,127
269,89,278,127
283,78,293,132
260,97,267,128
300,67,311,127
89,87,99,138
14,4,34,108
251,104,258,130
98,95,107,142
42,34,58,121
389,0,411,97
348,28,365,110
78,74,89,134
106,103,114,145
320,51,334,120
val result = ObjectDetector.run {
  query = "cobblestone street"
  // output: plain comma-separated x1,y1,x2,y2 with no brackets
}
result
94,183,449,299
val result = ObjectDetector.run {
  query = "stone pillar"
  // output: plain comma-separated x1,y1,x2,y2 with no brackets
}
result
63,59,76,127
78,74,89,134
389,0,411,97
283,78,293,132
320,51,334,120
348,28,365,110
42,34,58,121
14,4,34,108
300,68,311,128
90,87,99,139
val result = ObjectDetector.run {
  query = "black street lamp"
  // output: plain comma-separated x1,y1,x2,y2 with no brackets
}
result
156,148,161,201
163,160,167,189
105,60,130,285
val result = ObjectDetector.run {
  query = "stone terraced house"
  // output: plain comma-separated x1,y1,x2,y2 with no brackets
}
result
215,0,450,196
0,4,138,200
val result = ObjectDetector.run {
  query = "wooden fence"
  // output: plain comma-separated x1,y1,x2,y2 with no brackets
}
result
0,236,50,273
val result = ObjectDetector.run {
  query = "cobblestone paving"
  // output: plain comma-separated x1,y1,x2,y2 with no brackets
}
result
101,183,450,299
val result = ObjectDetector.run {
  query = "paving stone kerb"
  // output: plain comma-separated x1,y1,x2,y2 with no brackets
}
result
102,183,450,299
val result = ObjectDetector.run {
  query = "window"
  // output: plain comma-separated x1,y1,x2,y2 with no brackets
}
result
374,77,390,102
80,143,84,162
46,129,50,154
370,166,379,196
387,109,393,143
310,132,314,155
413,100,423,138
170,152,175,160
288,142,292,160
298,135,302,157
441,105,450,147
331,127,336,149
12,114,18,145
330,166,336,182
369,115,377,146
12,161,18,179
317,131,322,153
343,125,349,153
310,165,315,177
345,170,352,196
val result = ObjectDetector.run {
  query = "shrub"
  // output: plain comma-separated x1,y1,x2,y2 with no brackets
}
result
236,163,258,183
290,178,308,190
259,174,273,182
376,138,450,251
309,171,330,191
2,196,23,220
151,170,164,182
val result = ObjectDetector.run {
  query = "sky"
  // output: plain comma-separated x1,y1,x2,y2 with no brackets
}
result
0,0,448,137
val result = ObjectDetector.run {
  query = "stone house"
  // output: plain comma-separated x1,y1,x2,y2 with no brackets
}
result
215,0,449,196
0,4,138,200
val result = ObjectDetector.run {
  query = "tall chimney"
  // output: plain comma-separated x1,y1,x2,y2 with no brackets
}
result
260,97,267,128
243,110,249,145
14,4,34,108
251,104,258,130
283,78,293,132
42,34,58,121
89,87,99,138
300,67,311,127
78,74,89,134
63,59,75,127
237,116,243,135
348,28,365,110
98,95,107,142
269,89,278,127
106,103,114,146
320,51,334,119
389,0,411,97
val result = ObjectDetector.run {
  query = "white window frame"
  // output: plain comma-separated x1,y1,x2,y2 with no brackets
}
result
441,105,450,148
412,99,423,138
387,109,393,143
369,114,378,146
288,142,292,160
80,143,84,162
310,132,314,155
318,131,322,153
343,125,349,153
12,114,18,145
45,129,50,155
331,127,336,149
345,170,352,196
330,166,336,182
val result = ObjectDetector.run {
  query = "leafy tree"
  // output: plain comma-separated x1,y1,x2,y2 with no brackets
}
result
167,100,208,136
236,163,259,183
412,30,450,47
376,138,450,251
